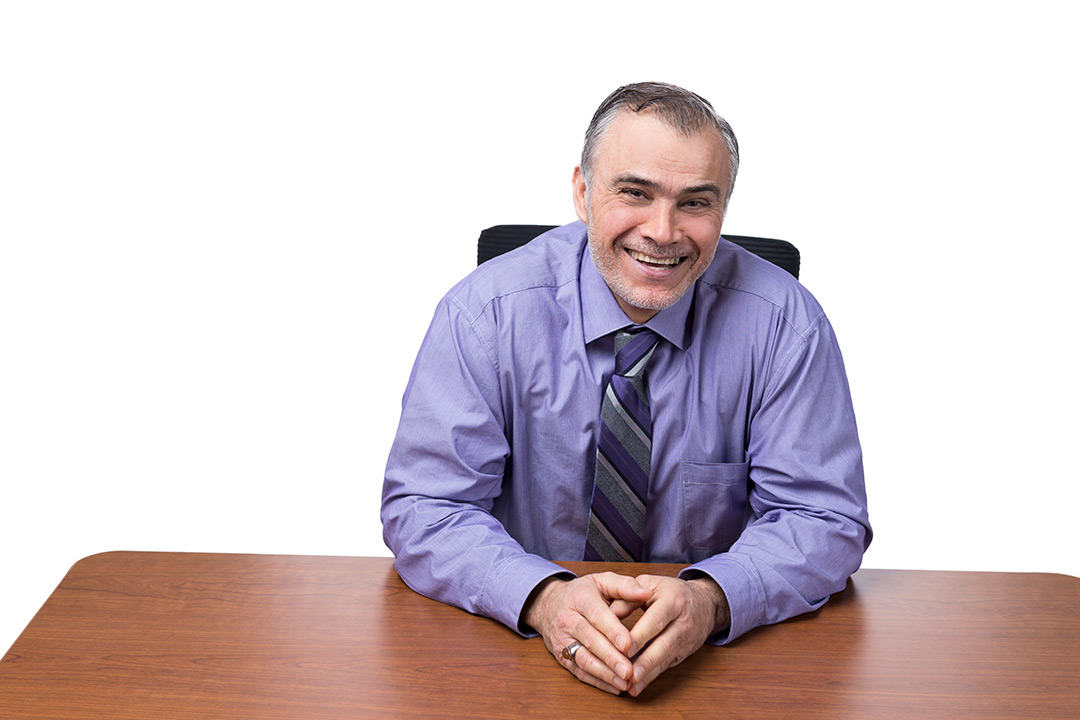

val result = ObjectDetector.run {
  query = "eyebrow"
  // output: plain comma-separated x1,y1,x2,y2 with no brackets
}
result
611,173,723,199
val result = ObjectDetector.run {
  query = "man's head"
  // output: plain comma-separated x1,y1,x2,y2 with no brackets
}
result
574,82,740,324
580,82,740,206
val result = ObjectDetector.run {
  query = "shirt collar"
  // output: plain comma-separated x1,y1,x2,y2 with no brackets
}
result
580,240,693,350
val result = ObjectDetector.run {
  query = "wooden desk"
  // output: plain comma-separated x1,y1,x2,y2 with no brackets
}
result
1,553,1077,718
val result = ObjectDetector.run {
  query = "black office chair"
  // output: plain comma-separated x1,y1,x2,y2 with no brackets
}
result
477,224,800,278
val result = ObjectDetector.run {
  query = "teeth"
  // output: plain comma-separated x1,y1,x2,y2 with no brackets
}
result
628,249,680,266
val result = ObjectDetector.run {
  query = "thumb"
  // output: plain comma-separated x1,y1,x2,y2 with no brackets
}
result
589,571,652,602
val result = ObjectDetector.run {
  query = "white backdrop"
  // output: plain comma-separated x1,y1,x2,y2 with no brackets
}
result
2,1,1078,652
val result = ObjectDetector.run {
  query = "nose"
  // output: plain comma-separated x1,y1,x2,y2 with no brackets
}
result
639,201,678,246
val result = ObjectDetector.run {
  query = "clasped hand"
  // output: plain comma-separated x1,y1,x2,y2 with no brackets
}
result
522,572,729,696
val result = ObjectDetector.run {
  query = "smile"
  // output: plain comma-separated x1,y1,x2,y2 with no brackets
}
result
627,249,683,267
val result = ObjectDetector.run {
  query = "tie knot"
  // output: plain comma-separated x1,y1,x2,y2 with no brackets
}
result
614,327,660,377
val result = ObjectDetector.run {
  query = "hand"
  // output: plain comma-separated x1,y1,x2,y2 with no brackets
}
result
522,572,652,694
625,575,731,697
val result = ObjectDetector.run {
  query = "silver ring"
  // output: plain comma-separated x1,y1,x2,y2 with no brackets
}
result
561,641,583,662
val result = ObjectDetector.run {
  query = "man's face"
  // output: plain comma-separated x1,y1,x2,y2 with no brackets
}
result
573,110,730,324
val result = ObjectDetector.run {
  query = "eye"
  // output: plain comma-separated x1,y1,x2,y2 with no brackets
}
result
683,198,709,209
619,187,648,200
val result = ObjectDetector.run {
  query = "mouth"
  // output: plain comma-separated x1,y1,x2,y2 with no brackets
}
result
626,249,685,269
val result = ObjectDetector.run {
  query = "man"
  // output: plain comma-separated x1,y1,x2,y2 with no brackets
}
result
381,82,870,696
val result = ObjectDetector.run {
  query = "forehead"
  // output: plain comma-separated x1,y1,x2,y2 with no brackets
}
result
592,110,730,191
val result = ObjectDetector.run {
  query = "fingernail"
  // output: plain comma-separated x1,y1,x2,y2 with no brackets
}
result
634,665,645,682
616,662,629,679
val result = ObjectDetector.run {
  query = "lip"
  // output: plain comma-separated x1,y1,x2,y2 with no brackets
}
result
623,247,686,277
627,249,682,266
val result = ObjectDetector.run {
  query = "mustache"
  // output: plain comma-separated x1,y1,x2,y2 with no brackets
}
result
620,237,689,259
584,222,697,259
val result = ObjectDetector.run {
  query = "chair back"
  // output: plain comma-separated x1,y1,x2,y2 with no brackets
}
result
478,224,800,278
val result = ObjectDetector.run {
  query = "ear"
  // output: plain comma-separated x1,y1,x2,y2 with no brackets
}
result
571,166,589,224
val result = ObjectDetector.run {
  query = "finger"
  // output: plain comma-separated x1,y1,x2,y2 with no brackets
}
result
590,571,653,604
549,630,628,694
579,573,650,655
608,598,643,619
628,628,683,697
628,591,677,655
568,617,634,684
626,578,717,697
568,664,626,696
565,644,630,694
543,578,634,682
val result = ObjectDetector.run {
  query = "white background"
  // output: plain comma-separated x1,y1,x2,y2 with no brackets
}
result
2,1,1078,653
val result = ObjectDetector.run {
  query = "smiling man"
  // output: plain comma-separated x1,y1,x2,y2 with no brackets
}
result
576,107,730,322
382,82,870,696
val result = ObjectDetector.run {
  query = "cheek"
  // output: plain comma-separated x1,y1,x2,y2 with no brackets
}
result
596,205,646,238
685,220,724,255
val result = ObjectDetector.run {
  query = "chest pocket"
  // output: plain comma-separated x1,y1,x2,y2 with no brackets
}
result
681,460,750,554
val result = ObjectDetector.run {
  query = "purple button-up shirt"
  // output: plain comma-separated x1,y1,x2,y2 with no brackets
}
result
381,222,870,643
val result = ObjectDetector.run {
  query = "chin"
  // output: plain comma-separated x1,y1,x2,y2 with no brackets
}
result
620,288,683,313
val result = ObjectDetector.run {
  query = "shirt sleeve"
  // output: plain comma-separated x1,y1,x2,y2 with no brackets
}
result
381,294,570,634
680,312,871,644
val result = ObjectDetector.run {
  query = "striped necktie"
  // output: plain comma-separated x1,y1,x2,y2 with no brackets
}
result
584,327,661,562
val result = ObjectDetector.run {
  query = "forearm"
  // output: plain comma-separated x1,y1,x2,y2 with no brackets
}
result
381,293,571,631
682,509,868,643
383,493,570,632
687,315,870,643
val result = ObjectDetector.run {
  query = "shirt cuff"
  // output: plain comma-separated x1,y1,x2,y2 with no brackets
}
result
479,555,576,637
680,554,767,645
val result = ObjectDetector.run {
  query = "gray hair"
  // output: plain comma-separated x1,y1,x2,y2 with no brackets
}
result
580,82,740,206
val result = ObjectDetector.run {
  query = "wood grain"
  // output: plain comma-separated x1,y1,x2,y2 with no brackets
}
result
1,553,1077,718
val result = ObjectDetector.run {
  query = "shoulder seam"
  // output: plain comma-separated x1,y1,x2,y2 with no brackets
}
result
445,275,579,374
773,310,826,383
698,277,821,342
444,292,500,374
